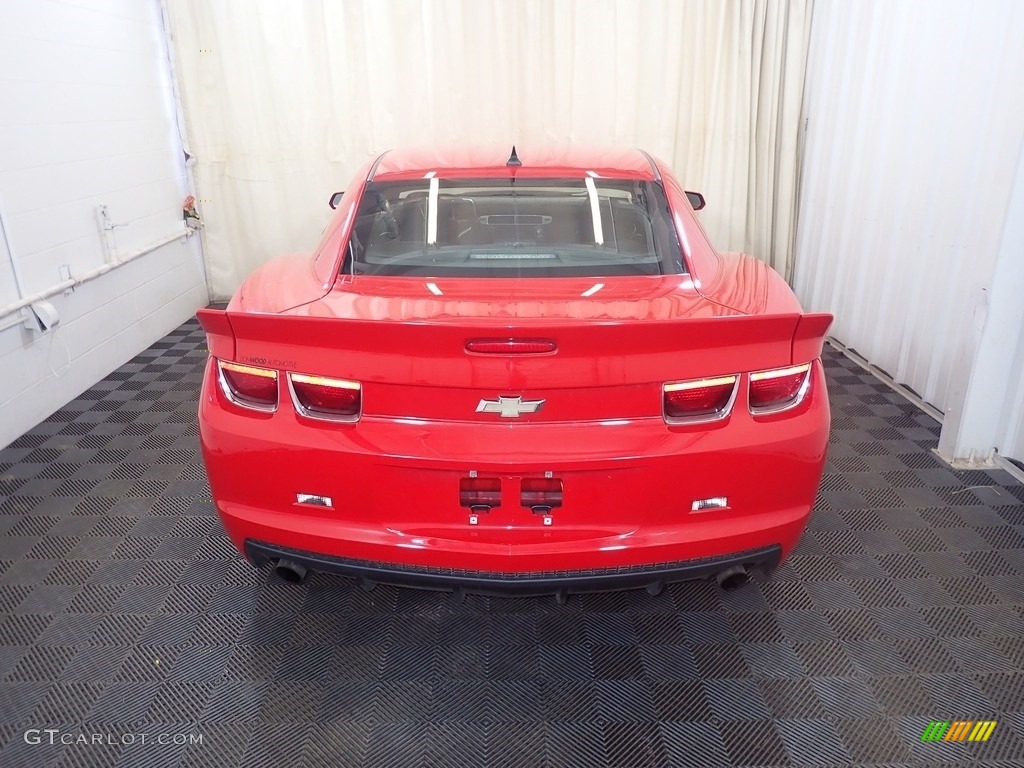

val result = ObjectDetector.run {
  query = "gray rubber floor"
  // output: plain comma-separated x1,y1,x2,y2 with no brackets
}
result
1,317,1023,767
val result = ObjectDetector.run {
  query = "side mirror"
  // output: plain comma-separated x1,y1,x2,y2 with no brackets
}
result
329,191,344,209
685,191,706,211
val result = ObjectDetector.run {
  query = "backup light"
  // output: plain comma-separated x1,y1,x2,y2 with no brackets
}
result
749,363,812,414
288,373,361,421
663,375,738,423
218,360,278,410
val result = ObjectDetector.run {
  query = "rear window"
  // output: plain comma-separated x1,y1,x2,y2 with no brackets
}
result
342,178,685,277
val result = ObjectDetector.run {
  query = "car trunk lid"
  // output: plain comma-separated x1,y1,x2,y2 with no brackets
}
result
198,276,831,423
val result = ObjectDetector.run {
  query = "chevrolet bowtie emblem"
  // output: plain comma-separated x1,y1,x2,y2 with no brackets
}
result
476,395,545,418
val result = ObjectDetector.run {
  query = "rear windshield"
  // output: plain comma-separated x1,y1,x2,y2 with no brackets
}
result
342,178,685,277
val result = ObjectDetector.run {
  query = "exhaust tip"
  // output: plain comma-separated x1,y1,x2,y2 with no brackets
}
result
273,559,308,584
715,566,749,591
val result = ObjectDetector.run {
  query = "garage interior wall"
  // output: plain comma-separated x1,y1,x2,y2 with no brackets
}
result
166,0,813,299
938,136,1024,464
793,0,1024,463
0,0,208,449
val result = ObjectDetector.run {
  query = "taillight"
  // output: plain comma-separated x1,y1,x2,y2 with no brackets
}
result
218,360,278,410
663,375,738,423
749,363,812,414
288,373,361,421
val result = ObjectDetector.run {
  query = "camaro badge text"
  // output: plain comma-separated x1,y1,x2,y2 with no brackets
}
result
475,396,545,418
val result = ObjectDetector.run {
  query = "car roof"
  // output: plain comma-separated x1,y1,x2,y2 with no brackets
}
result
369,144,659,181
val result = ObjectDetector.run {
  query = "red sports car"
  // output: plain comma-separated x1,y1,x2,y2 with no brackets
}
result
197,145,832,598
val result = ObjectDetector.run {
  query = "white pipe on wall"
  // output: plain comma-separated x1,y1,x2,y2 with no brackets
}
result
0,229,191,322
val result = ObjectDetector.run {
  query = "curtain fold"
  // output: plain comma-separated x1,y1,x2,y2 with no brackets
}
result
792,0,1024,414
167,0,812,298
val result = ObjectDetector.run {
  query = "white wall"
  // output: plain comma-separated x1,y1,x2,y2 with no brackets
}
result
0,0,208,448
793,1,1024,433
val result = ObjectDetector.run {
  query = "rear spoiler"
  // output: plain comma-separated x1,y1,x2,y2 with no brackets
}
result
197,307,236,360
197,308,833,385
792,313,833,362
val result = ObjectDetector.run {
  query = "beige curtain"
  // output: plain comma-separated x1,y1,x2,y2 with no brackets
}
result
166,0,812,298
793,0,1024,416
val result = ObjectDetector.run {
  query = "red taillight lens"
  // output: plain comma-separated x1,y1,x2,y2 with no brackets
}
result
663,375,738,421
218,360,278,409
288,373,361,420
749,363,811,413
460,477,501,509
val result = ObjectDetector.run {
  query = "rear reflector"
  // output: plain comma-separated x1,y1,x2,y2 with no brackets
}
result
459,477,501,509
218,360,278,410
663,375,738,423
288,373,361,421
691,496,729,512
296,493,333,508
749,363,811,413
466,339,557,354
521,478,563,509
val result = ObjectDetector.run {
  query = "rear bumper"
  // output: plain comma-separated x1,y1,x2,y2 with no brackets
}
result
246,539,782,595
200,358,829,584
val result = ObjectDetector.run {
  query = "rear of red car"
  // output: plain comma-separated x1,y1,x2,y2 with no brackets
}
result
197,147,831,596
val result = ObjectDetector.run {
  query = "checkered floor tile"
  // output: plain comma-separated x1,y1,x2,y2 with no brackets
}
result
1,318,1023,767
